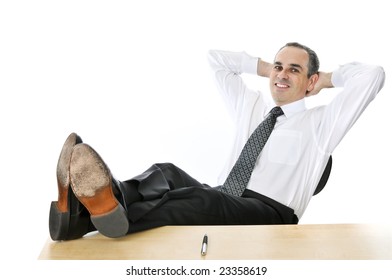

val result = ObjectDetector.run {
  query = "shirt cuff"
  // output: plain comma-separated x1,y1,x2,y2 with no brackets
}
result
331,62,361,87
241,52,259,75
331,66,345,87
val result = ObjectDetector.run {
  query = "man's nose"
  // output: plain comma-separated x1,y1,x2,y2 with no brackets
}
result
277,69,289,80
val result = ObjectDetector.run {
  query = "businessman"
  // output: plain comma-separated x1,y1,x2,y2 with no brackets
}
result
49,42,385,240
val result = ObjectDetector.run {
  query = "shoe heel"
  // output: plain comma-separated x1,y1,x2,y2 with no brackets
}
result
91,204,129,238
49,201,70,241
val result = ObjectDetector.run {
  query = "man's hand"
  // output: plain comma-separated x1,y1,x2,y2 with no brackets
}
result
306,71,333,97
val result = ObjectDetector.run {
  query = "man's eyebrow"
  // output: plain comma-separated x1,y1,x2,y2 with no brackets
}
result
290,63,303,69
274,61,303,69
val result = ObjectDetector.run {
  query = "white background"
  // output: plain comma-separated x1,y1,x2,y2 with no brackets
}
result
1,0,391,279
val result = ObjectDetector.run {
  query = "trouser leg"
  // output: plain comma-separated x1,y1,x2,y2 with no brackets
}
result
127,186,285,233
115,162,297,235
117,162,206,221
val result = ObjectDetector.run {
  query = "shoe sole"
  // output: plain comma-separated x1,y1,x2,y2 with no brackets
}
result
69,143,129,238
49,132,83,240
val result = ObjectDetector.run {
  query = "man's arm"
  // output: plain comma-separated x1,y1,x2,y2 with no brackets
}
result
317,63,385,153
257,58,273,78
208,50,259,118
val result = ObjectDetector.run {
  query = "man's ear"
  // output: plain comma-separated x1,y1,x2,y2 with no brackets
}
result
307,73,319,93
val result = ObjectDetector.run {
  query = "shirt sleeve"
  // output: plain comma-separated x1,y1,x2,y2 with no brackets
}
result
207,50,259,120
316,62,385,153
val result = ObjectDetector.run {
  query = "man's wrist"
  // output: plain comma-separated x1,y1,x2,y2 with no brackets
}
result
319,72,334,89
257,58,272,77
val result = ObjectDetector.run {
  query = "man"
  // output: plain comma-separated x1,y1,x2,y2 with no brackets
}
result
49,42,385,240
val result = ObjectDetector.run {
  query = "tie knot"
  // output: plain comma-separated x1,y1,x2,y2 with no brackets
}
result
269,106,284,117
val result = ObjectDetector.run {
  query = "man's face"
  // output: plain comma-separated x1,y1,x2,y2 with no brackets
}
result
269,46,316,106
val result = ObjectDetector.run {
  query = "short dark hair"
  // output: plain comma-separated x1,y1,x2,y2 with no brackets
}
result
279,42,319,78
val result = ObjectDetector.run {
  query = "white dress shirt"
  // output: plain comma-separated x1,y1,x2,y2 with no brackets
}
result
208,50,385,219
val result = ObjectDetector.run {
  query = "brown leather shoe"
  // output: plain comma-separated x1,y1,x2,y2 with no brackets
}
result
69,143,129,238
49,133,96,240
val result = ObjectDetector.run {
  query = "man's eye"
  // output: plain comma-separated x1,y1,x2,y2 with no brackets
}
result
291,68,299,73
274,66,282,71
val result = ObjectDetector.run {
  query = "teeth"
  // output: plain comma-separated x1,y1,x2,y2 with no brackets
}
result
276,83,289,88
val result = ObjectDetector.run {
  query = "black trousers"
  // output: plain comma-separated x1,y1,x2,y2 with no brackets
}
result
117,163,298,234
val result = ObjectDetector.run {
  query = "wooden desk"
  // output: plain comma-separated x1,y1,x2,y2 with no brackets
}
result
38,224,392,260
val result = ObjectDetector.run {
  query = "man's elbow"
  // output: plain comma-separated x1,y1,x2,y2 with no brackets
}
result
371,65,386,92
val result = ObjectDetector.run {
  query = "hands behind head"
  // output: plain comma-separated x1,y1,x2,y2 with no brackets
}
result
306,72,333,97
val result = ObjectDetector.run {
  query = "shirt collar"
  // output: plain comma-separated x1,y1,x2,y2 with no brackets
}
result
280,98,306,118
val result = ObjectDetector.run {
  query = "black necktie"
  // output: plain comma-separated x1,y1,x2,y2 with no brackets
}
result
220,106,284,196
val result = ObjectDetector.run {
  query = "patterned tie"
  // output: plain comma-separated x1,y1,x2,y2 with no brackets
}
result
220,106,284,196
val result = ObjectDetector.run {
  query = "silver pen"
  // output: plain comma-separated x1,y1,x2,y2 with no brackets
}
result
201,234,208,256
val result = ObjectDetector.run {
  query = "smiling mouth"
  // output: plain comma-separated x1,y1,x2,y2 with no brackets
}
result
275,83,290,88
